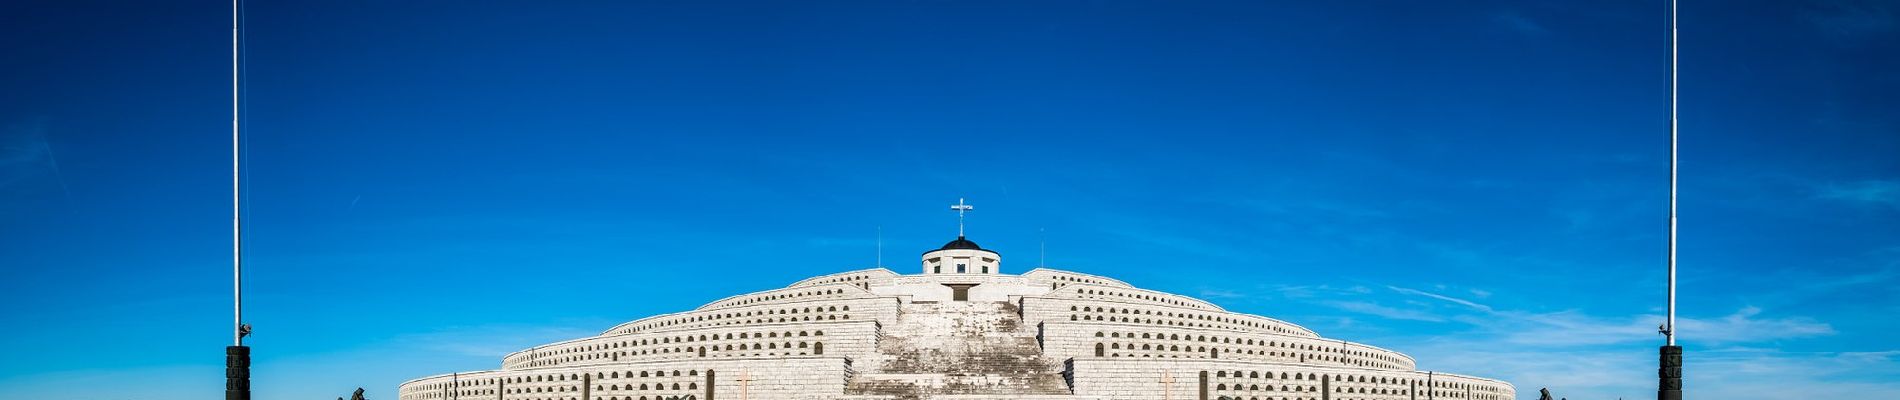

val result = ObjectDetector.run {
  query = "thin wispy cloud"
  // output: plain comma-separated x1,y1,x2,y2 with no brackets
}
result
1388,285,1497,313
1404,341,1900,399
1291,284,1865,398
1676,306,1837,344
1494,12,1549,35
1688,349,1900,399
1382,285,1836,346
1268,284,1370,300
1818,179,1900,209
0,123,61,193
1197,288,1247,299
1326,300,1445,322
1806,0,1897,38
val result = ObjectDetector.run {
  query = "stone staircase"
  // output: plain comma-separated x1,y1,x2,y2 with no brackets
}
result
843,301,1074,400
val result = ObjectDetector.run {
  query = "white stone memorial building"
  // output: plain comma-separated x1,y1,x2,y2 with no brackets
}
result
399,232,1514,400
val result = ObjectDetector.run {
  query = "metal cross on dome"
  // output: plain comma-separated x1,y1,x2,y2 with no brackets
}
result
950,198,974,237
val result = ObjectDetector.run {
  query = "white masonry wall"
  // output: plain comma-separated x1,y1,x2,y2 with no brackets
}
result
401,266,1510,400
401,357,850,400
502,320,880,370
1070,358,1513,400
1037,321,1416,371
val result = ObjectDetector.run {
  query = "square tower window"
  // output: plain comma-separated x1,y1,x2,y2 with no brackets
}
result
956,264,966,273
934,266,941,274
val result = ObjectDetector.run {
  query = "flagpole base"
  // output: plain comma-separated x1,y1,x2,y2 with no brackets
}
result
227,345,251,400
1659,345,1682,400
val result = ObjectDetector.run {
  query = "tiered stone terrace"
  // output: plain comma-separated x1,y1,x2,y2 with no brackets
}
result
401,237,1513,400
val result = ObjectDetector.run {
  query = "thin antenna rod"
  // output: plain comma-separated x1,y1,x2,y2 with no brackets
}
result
1666,0,1678,347
231,0,243,348
876,226,883,267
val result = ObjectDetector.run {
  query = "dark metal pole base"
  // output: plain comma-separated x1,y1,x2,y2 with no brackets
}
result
1659,345,1682,400
227,345,251,400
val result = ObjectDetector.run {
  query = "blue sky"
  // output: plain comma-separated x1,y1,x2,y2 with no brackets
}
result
1,1,1895,399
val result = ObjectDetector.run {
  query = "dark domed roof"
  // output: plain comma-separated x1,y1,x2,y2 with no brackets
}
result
925,236,995,254
941,236,983,250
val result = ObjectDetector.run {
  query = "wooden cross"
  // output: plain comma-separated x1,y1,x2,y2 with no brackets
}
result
1158,371,1176,400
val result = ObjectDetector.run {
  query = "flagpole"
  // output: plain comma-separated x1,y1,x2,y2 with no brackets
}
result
1659,0,1683,399
1666,0,1679,351
231,0,243,350
227,0,252,399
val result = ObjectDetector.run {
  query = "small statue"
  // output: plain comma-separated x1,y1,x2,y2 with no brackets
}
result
349,387,367,400
1538,388,1554,400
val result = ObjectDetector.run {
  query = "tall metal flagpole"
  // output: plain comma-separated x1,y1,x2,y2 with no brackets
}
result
231,0,243,350
1659,0,1683,398
1666,0,1679,351
226,0,252,399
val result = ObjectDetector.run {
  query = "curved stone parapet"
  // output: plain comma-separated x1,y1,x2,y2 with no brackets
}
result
1035,321,1415,371
1070,359,1513,400
600,295,899,336
1020,268,1136,289
400,358,848,400
401,260,1511,400
1022,292,1318,338
789,268,902,289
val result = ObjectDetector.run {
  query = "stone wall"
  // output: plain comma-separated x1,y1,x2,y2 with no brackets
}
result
401,357,849,400
1039,284,1227,312
602,297,900,336
789,269,901,290
1021,297,1319,338
404,266,1511,400
697,284,877,311
875,275,1053,303
503,321,879,370
1019,268,1135,289
1038,322,1415,371
1070,359,1512,400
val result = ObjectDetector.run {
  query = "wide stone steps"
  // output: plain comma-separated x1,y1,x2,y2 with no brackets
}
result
844,301,1074,400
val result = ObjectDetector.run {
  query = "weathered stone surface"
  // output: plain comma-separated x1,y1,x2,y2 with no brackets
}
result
845,302,1069,399
1659,345,1682,400
226,345,250,400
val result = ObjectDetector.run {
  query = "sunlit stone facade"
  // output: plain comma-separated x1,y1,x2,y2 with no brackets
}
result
399,236,1513,400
